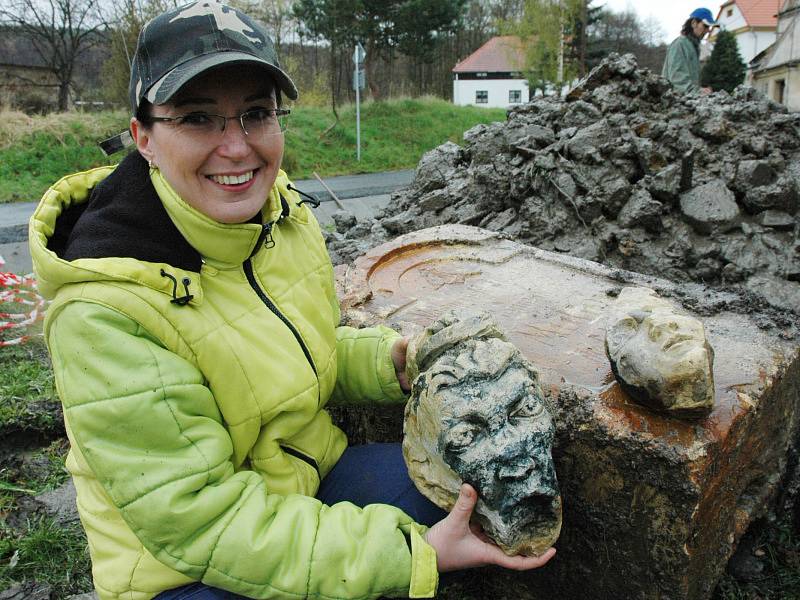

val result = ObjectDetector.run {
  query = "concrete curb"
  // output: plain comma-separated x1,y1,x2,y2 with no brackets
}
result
0,223,29,245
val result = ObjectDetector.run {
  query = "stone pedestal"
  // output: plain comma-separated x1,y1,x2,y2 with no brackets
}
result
335,225,800,600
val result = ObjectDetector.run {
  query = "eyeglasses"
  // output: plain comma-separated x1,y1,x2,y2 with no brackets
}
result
149,108,290,139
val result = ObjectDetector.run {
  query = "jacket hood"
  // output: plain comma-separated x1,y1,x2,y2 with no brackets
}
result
29,151,302,302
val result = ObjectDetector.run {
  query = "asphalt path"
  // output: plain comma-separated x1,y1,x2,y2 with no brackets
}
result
0,169,413,274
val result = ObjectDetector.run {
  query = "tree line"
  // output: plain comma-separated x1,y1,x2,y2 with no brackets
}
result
3,0,735,114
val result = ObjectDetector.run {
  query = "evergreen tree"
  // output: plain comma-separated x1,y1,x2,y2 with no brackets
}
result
701,29,746,93
567,0,602,75
293,0,466,100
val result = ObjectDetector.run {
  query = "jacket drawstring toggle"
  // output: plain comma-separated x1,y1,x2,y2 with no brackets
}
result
287,183,321,208
160,269,194,305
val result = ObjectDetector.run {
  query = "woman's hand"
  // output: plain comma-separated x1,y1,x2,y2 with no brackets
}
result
391,337,410,392
425,484,556,572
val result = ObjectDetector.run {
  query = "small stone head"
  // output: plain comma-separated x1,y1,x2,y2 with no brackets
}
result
403,311,561,556
606,287,715,416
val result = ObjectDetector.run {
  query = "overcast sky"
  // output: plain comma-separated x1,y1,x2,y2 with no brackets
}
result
598,0,721,43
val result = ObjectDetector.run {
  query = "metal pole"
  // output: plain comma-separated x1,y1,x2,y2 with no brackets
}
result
355,50,361,162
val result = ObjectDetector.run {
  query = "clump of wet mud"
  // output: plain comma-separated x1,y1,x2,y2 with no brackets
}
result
326,53,799,329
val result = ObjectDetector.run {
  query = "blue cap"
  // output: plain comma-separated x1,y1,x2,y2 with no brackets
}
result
690,7,717,26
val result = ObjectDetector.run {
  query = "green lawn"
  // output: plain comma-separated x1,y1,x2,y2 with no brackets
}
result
0,98,507,204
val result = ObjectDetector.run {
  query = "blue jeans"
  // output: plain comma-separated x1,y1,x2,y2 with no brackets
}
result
155,443,446,599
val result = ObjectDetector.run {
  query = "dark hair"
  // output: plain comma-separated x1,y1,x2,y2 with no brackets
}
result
135,99,154,128
682,18,698,37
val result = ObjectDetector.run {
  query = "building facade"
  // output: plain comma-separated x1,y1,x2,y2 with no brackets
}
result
751,0,800,110
715,0,781,66
452,36,529,109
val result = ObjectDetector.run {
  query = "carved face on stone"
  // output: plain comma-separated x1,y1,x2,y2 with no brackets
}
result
610,309,705,360
403,311,561,556
606,287,715,416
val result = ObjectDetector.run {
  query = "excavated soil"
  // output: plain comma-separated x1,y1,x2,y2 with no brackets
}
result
325,54,799,335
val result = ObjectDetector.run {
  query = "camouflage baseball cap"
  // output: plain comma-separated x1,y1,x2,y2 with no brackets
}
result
129,0,298,111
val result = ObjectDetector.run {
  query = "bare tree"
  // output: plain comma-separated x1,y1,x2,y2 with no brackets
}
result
0,0,109,111
100,0,180,108
640,15,666,48
233,0,295,52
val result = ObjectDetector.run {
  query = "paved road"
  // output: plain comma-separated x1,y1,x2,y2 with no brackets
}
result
0,170,412,274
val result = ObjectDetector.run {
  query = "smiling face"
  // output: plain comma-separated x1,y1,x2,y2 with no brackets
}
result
131,64,284,224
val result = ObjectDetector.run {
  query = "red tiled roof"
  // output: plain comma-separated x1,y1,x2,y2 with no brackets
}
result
717,0,782,27
452,36,526,73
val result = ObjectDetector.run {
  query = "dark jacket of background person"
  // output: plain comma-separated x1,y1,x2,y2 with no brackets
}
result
662,34,702,93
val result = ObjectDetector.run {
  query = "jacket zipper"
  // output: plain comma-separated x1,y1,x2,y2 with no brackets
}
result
244,222,321,479
243,226,317,376
244,258,317,376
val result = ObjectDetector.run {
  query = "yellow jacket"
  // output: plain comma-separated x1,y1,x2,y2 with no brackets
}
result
29,152,438,599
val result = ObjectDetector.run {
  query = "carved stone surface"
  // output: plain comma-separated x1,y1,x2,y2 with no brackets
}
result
402,311,561,556
606,287,715,417
336,225,800,600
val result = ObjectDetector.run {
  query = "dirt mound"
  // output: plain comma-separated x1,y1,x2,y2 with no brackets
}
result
327,54,799,325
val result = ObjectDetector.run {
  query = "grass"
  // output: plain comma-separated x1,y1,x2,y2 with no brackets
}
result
283,97,505,178
0,517,91,598
0,98,507,204
0,339,61,438
0,109,128,204
714,518,800,600
0,438,71,514
0,332,84,597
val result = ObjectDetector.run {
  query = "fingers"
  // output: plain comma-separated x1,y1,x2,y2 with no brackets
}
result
391,337,409,369
392,337,411,392
490,547,557,571
450,483,477,523
430,483,556,574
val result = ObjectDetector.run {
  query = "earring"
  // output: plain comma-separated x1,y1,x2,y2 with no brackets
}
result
148,159,157,170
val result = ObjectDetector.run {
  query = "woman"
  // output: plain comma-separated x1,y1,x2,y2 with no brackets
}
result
662,7,717,94
29,2,555,599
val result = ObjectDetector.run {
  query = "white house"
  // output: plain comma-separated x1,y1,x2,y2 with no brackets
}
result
452,36,529,109
714,0,781,67
750,0,800,110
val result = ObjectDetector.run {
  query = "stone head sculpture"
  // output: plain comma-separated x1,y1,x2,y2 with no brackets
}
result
402,311,562,556
606,287,715,417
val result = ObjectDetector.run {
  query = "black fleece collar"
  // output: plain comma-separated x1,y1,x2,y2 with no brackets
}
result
51,152,203,272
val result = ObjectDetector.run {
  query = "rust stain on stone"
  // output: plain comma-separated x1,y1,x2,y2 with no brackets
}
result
354,230,759,448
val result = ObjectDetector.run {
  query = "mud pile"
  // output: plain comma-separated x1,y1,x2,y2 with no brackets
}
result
326,54,800,320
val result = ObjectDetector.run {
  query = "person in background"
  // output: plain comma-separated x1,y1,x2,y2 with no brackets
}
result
662,7,718,94
28,2,555,599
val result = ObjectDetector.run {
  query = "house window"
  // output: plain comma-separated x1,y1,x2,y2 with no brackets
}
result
727,8,733,17
775,79,786,104
476,90,488,104
476,72,488,78
509,90,522,103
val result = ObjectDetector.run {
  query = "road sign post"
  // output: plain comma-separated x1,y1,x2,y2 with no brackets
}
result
353,42,366,161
